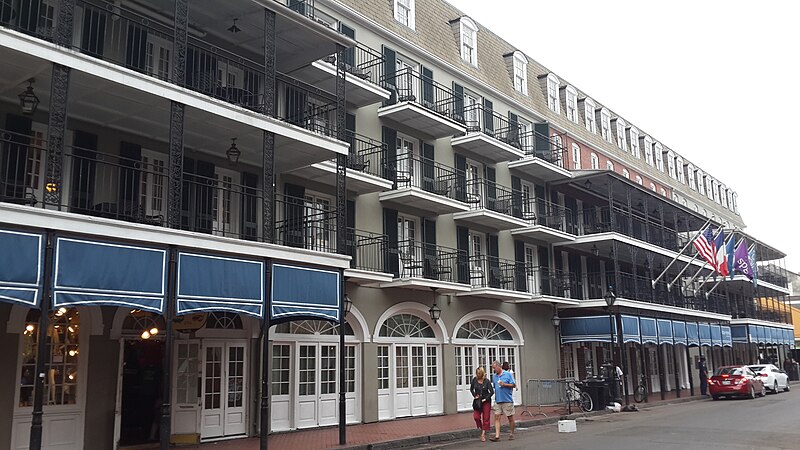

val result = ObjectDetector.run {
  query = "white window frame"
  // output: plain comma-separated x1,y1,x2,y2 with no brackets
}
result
590,153,599,169
584,98,596,133
614,119,627,151
394,0,415,30
643,136,654,166
600,109,611,143
460,17,478,66
696,169,704,193
676,156,685,183
622,168,629,179
650,182,656,191
635,175,642,185
565,86,578,123
606,160,614,171
667,151,676,179
628,127,639,158
659,187,667,196
571,143,581,169
687,164,696,190
654,142,664,172
512,52,528,95
731,192,738,214
546,74,560,113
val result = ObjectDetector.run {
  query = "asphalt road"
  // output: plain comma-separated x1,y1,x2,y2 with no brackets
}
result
417,388,800,450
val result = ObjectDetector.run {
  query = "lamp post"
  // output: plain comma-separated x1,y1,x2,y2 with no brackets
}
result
604,287,619,403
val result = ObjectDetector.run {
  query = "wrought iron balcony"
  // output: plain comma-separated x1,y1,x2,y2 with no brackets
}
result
466,255,526,294
452,179,528,230
507,130,570,182
511,198,577,243
578,206,680,251
275,192,338,253
451,104,525,163
379,154,470,215
301,42,390,106
394,240,461,284
378,68,466,138
345,228,387,273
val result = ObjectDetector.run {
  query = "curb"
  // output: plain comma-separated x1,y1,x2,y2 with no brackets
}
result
340,397,707,450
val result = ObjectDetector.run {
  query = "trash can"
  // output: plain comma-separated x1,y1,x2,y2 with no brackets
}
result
582,378,611,411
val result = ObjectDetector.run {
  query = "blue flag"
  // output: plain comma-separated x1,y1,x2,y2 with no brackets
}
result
726,238,736,279
748,247,758,288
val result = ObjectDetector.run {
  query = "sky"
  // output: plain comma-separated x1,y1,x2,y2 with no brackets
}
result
446,0,800,273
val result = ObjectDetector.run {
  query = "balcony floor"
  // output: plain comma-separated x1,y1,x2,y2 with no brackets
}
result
291,60,390,107
451,132,525,164
511,225,577,244
508,157,572,182
379,187,470,216
378,101,466,139
453,209,529,231
455,287,531,301
290,160,392,195
380,277,472,294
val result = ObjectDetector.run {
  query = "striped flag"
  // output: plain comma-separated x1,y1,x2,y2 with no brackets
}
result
693,227,717,269
714,230,729,277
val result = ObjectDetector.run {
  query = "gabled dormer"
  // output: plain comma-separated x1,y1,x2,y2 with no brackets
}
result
503,51,528,95
449,16,479,66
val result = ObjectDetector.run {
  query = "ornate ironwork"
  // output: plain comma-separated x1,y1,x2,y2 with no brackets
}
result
262,131,275,243
44,64,70,207
263,9,276,116
335,44,347,255
167,101,184,229
173,0,188,84
54,0,75,47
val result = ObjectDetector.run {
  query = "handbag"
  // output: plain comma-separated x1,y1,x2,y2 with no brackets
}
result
472,398,482,411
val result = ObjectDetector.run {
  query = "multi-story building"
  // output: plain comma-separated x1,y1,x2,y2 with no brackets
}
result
0,0,792,448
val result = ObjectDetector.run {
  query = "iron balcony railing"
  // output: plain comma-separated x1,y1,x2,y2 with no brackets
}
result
396,240,460,283
276,73,338,138
282,0,316,19
579,207,680,251
275,192,338,253
0,128,47,207
525,198,576,234
467,255,525,292
460,103,520,147
461,179,523,219
0,0,59,41
381,67,463,125
345,228,387,273
392,154,463,203
320,42,385,87
519,130,567,168
341,131,387,180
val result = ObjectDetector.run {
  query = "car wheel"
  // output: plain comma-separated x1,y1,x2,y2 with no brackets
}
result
748,385,755,399
760,384,767,397
784,382,791,392
711,395,720,401
773,381,779,394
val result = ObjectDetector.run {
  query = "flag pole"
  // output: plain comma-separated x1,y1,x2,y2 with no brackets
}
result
665,225,724,291
698,233,739,286
651,217,712,288
702,235,744,298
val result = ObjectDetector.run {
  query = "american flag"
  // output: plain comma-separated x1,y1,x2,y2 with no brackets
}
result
693,227,717,270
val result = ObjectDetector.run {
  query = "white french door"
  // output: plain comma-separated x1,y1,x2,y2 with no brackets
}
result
397,215,421,276
172,340,201,437
140,149,167,219
212,167,241,237
292,342,358,430
395,57,418,100
524,244,538,295
145,35,172,81
465,159,482,202
463,90,481,129
469,232,484,284
303,192,333,252
378,344,441,420
455,345,521,410
395,134,416,183
201,341,247,440
521,180,535,220
25,122,48,203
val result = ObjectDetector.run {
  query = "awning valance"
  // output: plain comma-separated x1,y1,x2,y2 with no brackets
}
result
621,315,640,343
711,324,723,347
721,325,732,347
672,320,687,345
176,252,265,318
657,319,673,344
0,229,43,308
699,323,711,346
270,264,340,322
53,238,167,313
686,322,699,346
640,318,658,345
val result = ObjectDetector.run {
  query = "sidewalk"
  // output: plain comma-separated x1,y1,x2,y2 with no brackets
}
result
185,389,706,450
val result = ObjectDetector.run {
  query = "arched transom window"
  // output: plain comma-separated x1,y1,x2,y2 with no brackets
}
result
274,319,354,335
456,319,513,340
379,314,435,338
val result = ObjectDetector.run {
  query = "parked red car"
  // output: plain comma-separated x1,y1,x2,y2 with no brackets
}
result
708,365,766,400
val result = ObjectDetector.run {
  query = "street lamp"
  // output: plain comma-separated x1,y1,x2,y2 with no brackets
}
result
551,311,561,328
343,294,353,316
604,287,619,403
429,288,441,323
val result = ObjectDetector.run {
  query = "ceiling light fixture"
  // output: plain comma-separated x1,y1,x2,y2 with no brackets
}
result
228,18,241,33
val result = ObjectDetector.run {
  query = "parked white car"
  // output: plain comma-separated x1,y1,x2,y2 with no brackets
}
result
748,364,790,394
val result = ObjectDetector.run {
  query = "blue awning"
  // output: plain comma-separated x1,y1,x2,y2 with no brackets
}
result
621,315,640,343
710,324,722,347
672,321,687,345
686,322,699,346
731,324,748,343
752,325,764,344
177,252,265,318
721,325,732,347
699,323,712,346
53,238,167,313
270,264,340,322
657,319,673,344
769,327,778,345
561,316,614,344
0,229,43,308
640,317,658,345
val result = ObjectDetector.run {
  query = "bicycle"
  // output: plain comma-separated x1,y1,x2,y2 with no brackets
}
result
633,373,647,403
565,379,593,413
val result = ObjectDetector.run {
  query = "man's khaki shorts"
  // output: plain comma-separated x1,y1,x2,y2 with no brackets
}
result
492,402,515,416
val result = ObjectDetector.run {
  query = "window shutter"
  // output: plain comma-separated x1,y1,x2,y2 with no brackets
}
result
3,114,32,195
382,45,397,92
283,183,306,248
70,131,99,214
422,142,435,193
565,195,577,234
383,208,399,277
125,25,147,71
422,66,434,105
423,218,437,278
119,142,142,208
346,199,356,261
241,171,258,240
511,175,522,219
487,234,500,288
456,225,470,284
340,23,356,66
538,246,550,295
507,111,520,148
534,122,550,158
382,126,397,183
453,82,464,118
454,153,466,202
485,166,496,204
514,240,526,292
483,98,494,135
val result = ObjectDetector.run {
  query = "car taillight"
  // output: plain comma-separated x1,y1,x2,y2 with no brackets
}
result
708,379,715,385
759,373,768,377
735,378,748,385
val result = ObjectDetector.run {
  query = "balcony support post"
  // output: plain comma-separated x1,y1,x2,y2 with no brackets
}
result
626,187,633,235
54,0,75,46
166,0,188,229
262,9,276,244
43,64,70,208
335,43,348,446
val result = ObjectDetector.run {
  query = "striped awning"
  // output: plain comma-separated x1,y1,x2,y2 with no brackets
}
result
270,264,341,322
721,325,732,347
698,323,712,347
710,324,723,347
0,229,43,308
640,317,658,345
686,322,700,346
657,319,673,344
176,252,265,318
672,321,687,345
53,237,167,313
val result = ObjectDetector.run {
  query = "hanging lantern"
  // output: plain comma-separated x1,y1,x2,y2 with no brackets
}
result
18,79,40,115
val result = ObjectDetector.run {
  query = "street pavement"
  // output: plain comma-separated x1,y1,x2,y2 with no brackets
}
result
415,389,800,450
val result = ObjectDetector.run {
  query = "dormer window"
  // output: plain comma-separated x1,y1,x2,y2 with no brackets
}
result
599,109,611,142
459,17,478,65
643,135,654,166
667,150,676,178
676,156,685,183
614,119,627,151
546,74,560,113
512,51,527,94
687,163,696,190
654,142,664,172
565,86,578,123
628,127,639,158
659,187,667,197
731,192,738,213
394,0,415,29
583,98,596,133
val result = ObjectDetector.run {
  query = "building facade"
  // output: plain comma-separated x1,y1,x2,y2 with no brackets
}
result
0,0,793,449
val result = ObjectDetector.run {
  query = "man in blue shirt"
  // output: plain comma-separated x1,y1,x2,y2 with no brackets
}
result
489,360,516,441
